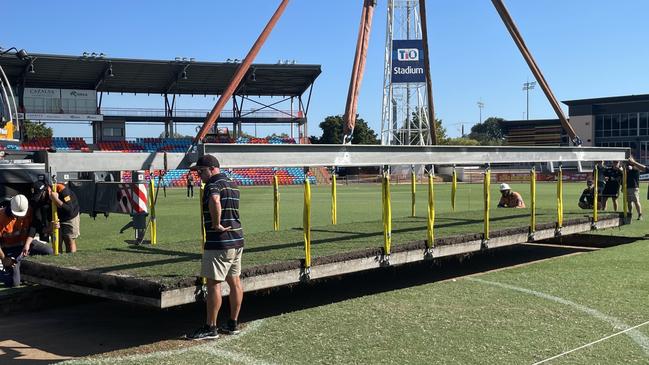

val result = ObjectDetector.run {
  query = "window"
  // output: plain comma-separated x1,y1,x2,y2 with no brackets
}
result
628,113,638,136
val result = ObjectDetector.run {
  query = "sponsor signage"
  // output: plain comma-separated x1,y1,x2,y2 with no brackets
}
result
18,113,103,121
391,39,426,83
61,89,97,101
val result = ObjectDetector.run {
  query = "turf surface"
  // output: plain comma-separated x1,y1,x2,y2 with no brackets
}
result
28,182,620,285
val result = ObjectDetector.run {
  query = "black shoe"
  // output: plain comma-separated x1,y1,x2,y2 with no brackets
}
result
186,324,219,340
219,319,241,335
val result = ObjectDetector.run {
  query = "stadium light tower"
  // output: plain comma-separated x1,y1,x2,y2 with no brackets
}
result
523,80,536,120
477,100,484,123
380,0,432,146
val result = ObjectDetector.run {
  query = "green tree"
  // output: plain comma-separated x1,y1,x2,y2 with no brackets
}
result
444,137,480,146
312,115,379,144
23,119,53,139
468,117,505,145
158,131,193,138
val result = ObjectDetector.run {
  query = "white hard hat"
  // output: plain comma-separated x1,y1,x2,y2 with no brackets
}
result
10,194,29,217
499,183,511,191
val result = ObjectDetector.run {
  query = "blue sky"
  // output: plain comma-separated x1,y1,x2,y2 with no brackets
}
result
4,0,649,139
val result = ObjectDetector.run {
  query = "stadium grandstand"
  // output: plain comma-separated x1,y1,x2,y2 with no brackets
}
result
0,52,321,186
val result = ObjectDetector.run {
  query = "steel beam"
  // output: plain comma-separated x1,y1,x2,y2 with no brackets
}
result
41,145,629,172
202,144,629,168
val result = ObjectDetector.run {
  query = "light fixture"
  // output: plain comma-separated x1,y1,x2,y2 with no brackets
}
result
181,70,188,80
107,63,114,77
251,68,256,81
28,62,35,74
82,52,89,57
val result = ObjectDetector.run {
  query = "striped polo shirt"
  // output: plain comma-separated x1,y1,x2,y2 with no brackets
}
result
203,173,244,250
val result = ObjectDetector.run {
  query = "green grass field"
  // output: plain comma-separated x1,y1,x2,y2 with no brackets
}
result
27,181,619,285
49,181,649,364
7,180,649,364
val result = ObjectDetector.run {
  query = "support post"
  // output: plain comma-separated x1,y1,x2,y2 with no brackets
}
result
331,168,337,225
411,165,416,217
381,167,392,264
426,167,435,254
50,172,60,256
556,163,563,234
483,165,491,247
451,166,457,211
529,166,536,240
593,165,599,227
623,165,628,220
273,171,280,231
302,169,312,279
148,173,157,245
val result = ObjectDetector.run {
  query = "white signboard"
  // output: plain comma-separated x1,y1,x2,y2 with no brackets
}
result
25,88,60,99
18,113,103,121
61,89,97,101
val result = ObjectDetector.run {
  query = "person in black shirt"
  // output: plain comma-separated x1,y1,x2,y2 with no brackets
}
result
186,172,194,198
186,155,244,340
601,161,623,211
579,180,597,209
626,157,647,220
31,180,81,253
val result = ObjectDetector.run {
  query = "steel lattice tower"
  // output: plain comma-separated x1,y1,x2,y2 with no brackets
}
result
381,0,432,146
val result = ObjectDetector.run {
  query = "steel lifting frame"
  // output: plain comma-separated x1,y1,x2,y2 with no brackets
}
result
43,144,629,173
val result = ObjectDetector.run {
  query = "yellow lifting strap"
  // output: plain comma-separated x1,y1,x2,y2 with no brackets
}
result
623,167,628,217
382,172,392,255
426,172,435,249
147,175,157,245
483,168,491,241
303,177,312,268
593,166,599,223
51,181,60,256
557,166,563,228
411,168,416,217
273,173,280,231
331,172,337,225
530,167,536,234
451,167,457,211
199,183,206,285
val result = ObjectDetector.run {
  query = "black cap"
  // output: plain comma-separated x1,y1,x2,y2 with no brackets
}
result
31,179,50,202
586,180,593,185
189,155,220,170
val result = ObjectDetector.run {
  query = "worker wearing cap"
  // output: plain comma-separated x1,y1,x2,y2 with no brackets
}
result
0,194,53,287
31,179,80,253
497,183,526,208
578,180,597,210
186,155,244,340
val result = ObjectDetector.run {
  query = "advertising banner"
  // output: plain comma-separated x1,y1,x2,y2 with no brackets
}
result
391,39,426,83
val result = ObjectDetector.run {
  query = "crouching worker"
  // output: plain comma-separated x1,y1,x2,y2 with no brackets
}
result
31,180,80,253
578,180,598,210
497,183,526,208
0,195,53,287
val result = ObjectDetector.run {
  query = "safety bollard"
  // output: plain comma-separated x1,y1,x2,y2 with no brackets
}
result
483,166,491,245
556,164,564,232
426,169,435,250
593,165,599,224
303,174,312,277
529,167,536,239
382,170,392,262
148,173,157,245
451,166,457,211
50,173,60,256
411,165,416,217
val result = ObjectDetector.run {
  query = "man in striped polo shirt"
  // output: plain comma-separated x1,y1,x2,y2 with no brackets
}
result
187,155,244,340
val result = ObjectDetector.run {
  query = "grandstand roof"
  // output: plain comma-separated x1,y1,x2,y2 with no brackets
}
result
0,52,321,97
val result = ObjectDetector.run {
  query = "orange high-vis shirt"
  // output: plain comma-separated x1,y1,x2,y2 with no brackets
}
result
0,208,32,247
498,191,526,208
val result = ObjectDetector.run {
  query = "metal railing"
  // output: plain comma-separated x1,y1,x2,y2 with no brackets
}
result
101,107,303,119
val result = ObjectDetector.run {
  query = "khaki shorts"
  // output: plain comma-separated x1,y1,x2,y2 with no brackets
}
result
627,188,640,204
201,247,243,281
60,214,80,239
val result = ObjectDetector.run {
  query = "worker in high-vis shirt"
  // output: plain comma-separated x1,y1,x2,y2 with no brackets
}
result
497,183,526,208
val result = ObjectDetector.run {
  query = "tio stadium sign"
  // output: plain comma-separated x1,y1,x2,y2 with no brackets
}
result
391,39,425,83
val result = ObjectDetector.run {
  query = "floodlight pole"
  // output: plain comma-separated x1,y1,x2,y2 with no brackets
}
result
523,80,536,120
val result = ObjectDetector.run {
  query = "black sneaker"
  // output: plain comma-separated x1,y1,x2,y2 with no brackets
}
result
639,214,643,221
186,324,219,340
219,319,242,335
